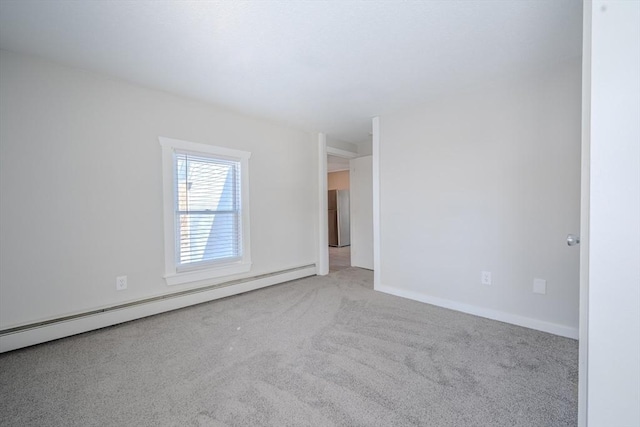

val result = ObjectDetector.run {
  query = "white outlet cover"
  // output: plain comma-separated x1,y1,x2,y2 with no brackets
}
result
481,271,492,285
116,275,127,290
533,278,546,294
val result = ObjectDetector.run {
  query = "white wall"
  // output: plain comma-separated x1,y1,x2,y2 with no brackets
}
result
378,58,582,337
0,50,317,329
586,1,640,425
350,156,373,269
357,137,373,156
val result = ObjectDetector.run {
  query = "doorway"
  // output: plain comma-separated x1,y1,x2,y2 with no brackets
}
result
317,136,374,276
327,155,351,272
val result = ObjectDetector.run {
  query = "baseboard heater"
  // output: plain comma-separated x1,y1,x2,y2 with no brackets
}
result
0,264,316,351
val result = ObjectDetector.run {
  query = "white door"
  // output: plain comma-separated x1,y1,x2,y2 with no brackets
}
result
583,2,640,426
350,156,373,269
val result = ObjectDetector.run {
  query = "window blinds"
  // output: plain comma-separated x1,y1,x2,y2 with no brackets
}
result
174,150,242,269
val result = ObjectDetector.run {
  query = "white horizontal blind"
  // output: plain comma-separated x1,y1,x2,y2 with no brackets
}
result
174,150,242,269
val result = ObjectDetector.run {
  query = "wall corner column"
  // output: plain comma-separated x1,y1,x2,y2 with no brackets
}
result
317,133,329,275
372,117,381,289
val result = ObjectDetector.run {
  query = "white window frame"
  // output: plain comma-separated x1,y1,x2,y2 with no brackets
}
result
159,136,251,286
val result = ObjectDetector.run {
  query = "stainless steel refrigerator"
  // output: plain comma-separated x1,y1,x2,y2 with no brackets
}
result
328,189,350,247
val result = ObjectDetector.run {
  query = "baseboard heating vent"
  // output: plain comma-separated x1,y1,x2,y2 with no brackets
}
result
0,264,316,336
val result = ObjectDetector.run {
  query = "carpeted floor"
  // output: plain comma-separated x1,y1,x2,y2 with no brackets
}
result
329,246,351,272
0,268,578,426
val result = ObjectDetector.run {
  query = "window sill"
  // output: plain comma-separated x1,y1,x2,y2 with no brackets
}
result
164,261,252,286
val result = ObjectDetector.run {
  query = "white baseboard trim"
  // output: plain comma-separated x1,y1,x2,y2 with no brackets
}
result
376,285,578,339
0,265,316,353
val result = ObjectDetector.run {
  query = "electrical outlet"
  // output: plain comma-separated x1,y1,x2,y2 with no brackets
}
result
533,278,546,294
116,275,127,290
481,271,492,285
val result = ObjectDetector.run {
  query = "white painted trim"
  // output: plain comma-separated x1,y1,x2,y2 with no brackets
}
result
158,136,252,285
159,136,252,160
578,3,592,426
164,261,251,286
326,146,358,159
317,133,329,275
0,266,317,353
377,285,579,339
372,117,381,288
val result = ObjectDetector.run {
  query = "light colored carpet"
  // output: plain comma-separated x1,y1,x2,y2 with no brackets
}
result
0,268,578,426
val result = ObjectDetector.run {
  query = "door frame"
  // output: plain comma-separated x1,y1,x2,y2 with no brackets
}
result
578,4,591,425
372,117,381,288
317,134,358,275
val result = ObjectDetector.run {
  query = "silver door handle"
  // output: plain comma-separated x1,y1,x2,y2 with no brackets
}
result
567,234,580,246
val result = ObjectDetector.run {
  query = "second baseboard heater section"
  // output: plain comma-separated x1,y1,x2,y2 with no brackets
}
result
0,264,317,353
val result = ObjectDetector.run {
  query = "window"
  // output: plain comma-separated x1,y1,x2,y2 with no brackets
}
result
159,137,251,285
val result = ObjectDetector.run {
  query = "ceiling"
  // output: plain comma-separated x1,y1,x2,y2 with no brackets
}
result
0,1,582,143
